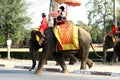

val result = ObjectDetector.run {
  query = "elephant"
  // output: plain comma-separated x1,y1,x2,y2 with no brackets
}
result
31,25,95,74
103,33,120,64
29,30,45,71
29,30,78,71
111,33,120,64
112,38,120,64
103,34,114,64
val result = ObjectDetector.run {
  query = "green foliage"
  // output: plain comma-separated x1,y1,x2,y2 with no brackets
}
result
85,0,113,35
68,20,74,24
102,19,113,34
12,27,31,44
0,30,5,44
85,0,120,42
90,25,103,41
76,20,91,32
0,0,31,45
75,20,103,41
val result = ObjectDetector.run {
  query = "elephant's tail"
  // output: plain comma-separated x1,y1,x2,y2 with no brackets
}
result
90,43,103,59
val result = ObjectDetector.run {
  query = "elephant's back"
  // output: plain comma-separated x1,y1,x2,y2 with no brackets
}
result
78,27,92,43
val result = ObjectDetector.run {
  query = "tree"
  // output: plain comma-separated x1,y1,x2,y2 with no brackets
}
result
68,20,74,24
0,0,31,45
76,20,91,32
90,24,102,42
0,30,5,44
85,0,113,35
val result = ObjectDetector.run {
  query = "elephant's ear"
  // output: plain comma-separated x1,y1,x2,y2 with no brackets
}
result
36,34,40,42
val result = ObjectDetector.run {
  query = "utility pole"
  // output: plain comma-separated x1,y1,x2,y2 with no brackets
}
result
113,0,117,26
51,0,59,11
48,0,59,27
48,0,52,26
104,0,107,34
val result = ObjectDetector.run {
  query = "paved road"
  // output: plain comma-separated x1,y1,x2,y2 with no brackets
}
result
0,59,120,80
0,67,120,80
0,46,113,52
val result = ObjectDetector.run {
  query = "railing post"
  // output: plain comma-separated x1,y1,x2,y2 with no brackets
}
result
7,39,12,59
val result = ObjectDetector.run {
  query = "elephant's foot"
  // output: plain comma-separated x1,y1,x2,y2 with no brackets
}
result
69,62,76,65
86,59,94,69
88,62,94,69
56,62,60,66
69,60,77,65
61,69,68,73
29,67,35,71
110,62,113,65
87,61,94,69
103,61,105,64
34,70,42,74
80,67,87,70
29,68,32,71
103,59,107,64
80,64,87,70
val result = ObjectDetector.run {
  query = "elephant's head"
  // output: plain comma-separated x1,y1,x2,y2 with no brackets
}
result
29,30,46,71
31,30,46,46
103,34,114,49
103,34,114,64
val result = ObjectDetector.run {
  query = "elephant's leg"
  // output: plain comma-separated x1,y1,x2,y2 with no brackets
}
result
103,49,107,64
110,53,115,65
55,55,65,66
110,50,118,64
80,57,87,70
53,52,68,73
114,50,120,62
35,51,48,74
55,61,60,65
113,53,118,63
56,54,77,65
86,58,94,69
68,54,77,65
80,46,89,70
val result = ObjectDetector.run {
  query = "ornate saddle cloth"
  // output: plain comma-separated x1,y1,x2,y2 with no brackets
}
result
53,22,79,50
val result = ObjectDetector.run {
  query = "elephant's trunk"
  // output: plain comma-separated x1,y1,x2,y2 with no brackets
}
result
29,58,36,71
29,48,36,71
